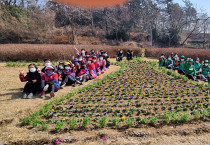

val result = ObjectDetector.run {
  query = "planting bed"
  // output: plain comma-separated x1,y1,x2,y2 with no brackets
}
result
21,58,210,133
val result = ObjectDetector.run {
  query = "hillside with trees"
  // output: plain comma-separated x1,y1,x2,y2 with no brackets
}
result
0,0,209,48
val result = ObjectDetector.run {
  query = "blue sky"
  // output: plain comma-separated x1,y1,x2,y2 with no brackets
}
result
38,0,210,16
174,0,210,16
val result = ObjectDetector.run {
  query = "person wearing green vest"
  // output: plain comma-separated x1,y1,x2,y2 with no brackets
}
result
165,56,174,69
159,54,165,67
193,57,201,75
185,58,197,81
178,55,185,75
200,60,210,82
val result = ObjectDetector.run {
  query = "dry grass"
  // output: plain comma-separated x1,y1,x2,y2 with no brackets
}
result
145,47,210,61
0,44,144,61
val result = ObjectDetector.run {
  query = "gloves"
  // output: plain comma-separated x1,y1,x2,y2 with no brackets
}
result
43,84,49,92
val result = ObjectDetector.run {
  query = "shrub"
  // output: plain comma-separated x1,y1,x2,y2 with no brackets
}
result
20,117,31,126
141,117,148,124
68,118,77,130
180,113,190,123
150,117,159,126
82,115,91,128
40,122,48,131
126,117,134,127
112,118,120,127
99,116,108,128
55,121,65,131
0,44,144,61
164,111,171,124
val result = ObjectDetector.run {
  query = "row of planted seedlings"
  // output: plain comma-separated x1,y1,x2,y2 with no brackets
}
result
20,58,210,133
5,61,56,67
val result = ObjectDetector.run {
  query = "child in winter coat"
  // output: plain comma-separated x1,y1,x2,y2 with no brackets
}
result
19,64,41,99
41,66,60,98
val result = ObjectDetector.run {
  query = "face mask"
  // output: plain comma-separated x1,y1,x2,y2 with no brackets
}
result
100,57,103,60
30,68,36,73
205,63,208,67
168,58,171,60
46,70,53,76
196,61,199,63
45,63,51,67
59,65,63,69
181,59,185,62
65,66,71,70
120,51,123,53
88,61,91,64
79,59,82,61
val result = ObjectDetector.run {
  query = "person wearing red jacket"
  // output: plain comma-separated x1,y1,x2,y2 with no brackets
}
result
19,64,41,99
93,56,101,76
87,57,97,79
41,66,60,98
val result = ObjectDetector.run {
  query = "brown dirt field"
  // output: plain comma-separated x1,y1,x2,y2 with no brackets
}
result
0,58,210,145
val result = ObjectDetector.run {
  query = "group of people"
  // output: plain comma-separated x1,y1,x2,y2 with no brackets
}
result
19,49,110,99
116,49,134,61
159,53,210,82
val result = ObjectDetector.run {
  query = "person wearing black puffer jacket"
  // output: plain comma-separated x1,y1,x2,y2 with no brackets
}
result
19,64,41,99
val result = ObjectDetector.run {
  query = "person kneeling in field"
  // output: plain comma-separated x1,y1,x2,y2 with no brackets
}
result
41,66,60,98
165,56,174,69
185,58,197,81
200,60,210,82
178,55,185,75
19,64,41,99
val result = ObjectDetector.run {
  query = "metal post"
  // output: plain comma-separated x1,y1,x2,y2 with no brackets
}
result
150,25,153,48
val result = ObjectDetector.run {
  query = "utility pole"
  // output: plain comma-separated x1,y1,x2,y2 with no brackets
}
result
150,24,153,48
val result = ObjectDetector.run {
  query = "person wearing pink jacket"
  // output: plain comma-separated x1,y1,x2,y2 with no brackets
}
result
93,56,101,76
99,55,106,74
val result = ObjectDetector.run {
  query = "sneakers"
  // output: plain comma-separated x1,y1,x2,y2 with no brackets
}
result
43,84,49,92
76,80,83,85
41,92,45,98
50,93,55,98
27,93,33,99
73,83,76,87
22,92,27,99
60,83,66,89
